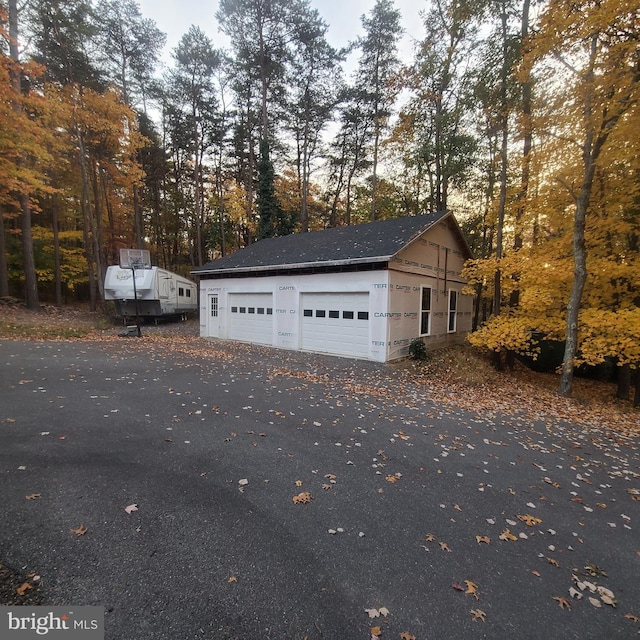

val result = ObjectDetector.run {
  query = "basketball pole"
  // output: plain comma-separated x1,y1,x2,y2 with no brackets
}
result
131,258,142,337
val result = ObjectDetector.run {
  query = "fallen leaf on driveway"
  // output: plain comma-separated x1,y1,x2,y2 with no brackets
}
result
124,504,138,514
16,582,34,596
584,562,607,577
597,586,616,607
499,529,517,541
25,494,41,500
400,633,416,640
624,614,639,622
439,541,452,552
70,524,88,536
465,580,479,600
470,609,486,622
553,596,571,610
364,607,389,618
476,535,490,544
292,492,312,504
370,625,382,637
517,514,542,527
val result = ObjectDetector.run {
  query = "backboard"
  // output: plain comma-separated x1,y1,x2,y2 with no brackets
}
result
119,248,151,269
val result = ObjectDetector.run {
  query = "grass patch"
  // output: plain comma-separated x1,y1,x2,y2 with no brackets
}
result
0,319,96,340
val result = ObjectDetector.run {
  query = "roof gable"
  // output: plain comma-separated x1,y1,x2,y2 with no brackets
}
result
193,212,468,277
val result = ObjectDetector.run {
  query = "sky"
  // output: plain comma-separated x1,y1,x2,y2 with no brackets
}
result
136,0,427,72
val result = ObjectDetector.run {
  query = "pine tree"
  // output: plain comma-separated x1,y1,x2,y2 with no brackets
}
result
256,140,294,239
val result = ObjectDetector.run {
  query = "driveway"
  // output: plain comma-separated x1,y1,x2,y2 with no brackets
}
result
1,336,639,639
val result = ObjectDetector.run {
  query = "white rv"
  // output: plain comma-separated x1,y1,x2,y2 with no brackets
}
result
104,266,198,320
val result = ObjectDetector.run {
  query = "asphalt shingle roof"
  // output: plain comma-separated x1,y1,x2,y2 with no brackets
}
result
193,212,456,276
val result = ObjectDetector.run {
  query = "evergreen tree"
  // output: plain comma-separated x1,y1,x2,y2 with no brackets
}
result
256,140,294,239
355,0,402,221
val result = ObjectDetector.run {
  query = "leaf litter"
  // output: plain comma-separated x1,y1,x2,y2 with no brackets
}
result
6,310,640,636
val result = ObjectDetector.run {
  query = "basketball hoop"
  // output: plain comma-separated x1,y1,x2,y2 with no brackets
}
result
118,248,151,336
119,248,151,270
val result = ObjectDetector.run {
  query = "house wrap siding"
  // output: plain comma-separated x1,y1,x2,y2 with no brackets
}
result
196,215,473,362
199,270,392,362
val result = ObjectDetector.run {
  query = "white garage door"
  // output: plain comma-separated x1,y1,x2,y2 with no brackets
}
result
228,293,273,345
300,292,370,359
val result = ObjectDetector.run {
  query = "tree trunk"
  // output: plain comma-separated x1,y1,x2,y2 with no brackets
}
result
9,0,39,311
509,0,531,309
557,190,588,397
133,185,144,248
493,1,509,321
558,35,600,397
100,167,117,265
634,367,640,408
371,110,380,221
89,159,105,305
51,194,62,306
616,363,631,400
0,207,9,297
72,94,97,312
193,119,204,266
19,195,39,309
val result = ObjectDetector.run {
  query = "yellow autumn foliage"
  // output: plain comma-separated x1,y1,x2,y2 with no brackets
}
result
578,309,640,368
467,313,541,358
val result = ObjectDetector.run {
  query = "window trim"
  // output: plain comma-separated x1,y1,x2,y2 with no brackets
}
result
419,286,432,337
448,289,458,333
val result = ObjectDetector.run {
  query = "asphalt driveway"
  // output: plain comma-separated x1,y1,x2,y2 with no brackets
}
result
1,337,639,639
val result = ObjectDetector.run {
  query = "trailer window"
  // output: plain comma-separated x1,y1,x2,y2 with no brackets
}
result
186,289,191,297
178,287,184,296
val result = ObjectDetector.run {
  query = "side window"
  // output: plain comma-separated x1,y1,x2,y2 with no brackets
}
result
420,287,431,336
178,287,184,296
448,290,458,333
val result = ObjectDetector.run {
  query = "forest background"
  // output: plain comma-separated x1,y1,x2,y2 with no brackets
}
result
0,0,638,400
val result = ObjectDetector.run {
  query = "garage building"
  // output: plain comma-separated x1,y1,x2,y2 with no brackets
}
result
192,211,473,362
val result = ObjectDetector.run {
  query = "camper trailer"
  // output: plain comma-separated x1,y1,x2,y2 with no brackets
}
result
104,266,198,320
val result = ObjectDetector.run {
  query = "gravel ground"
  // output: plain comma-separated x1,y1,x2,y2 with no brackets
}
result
1,334,639,639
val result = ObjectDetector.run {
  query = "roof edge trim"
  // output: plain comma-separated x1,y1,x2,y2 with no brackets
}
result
192,254,393,276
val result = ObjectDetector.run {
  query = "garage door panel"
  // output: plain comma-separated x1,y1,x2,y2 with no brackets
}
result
301,293,369,358
228,293,273,344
